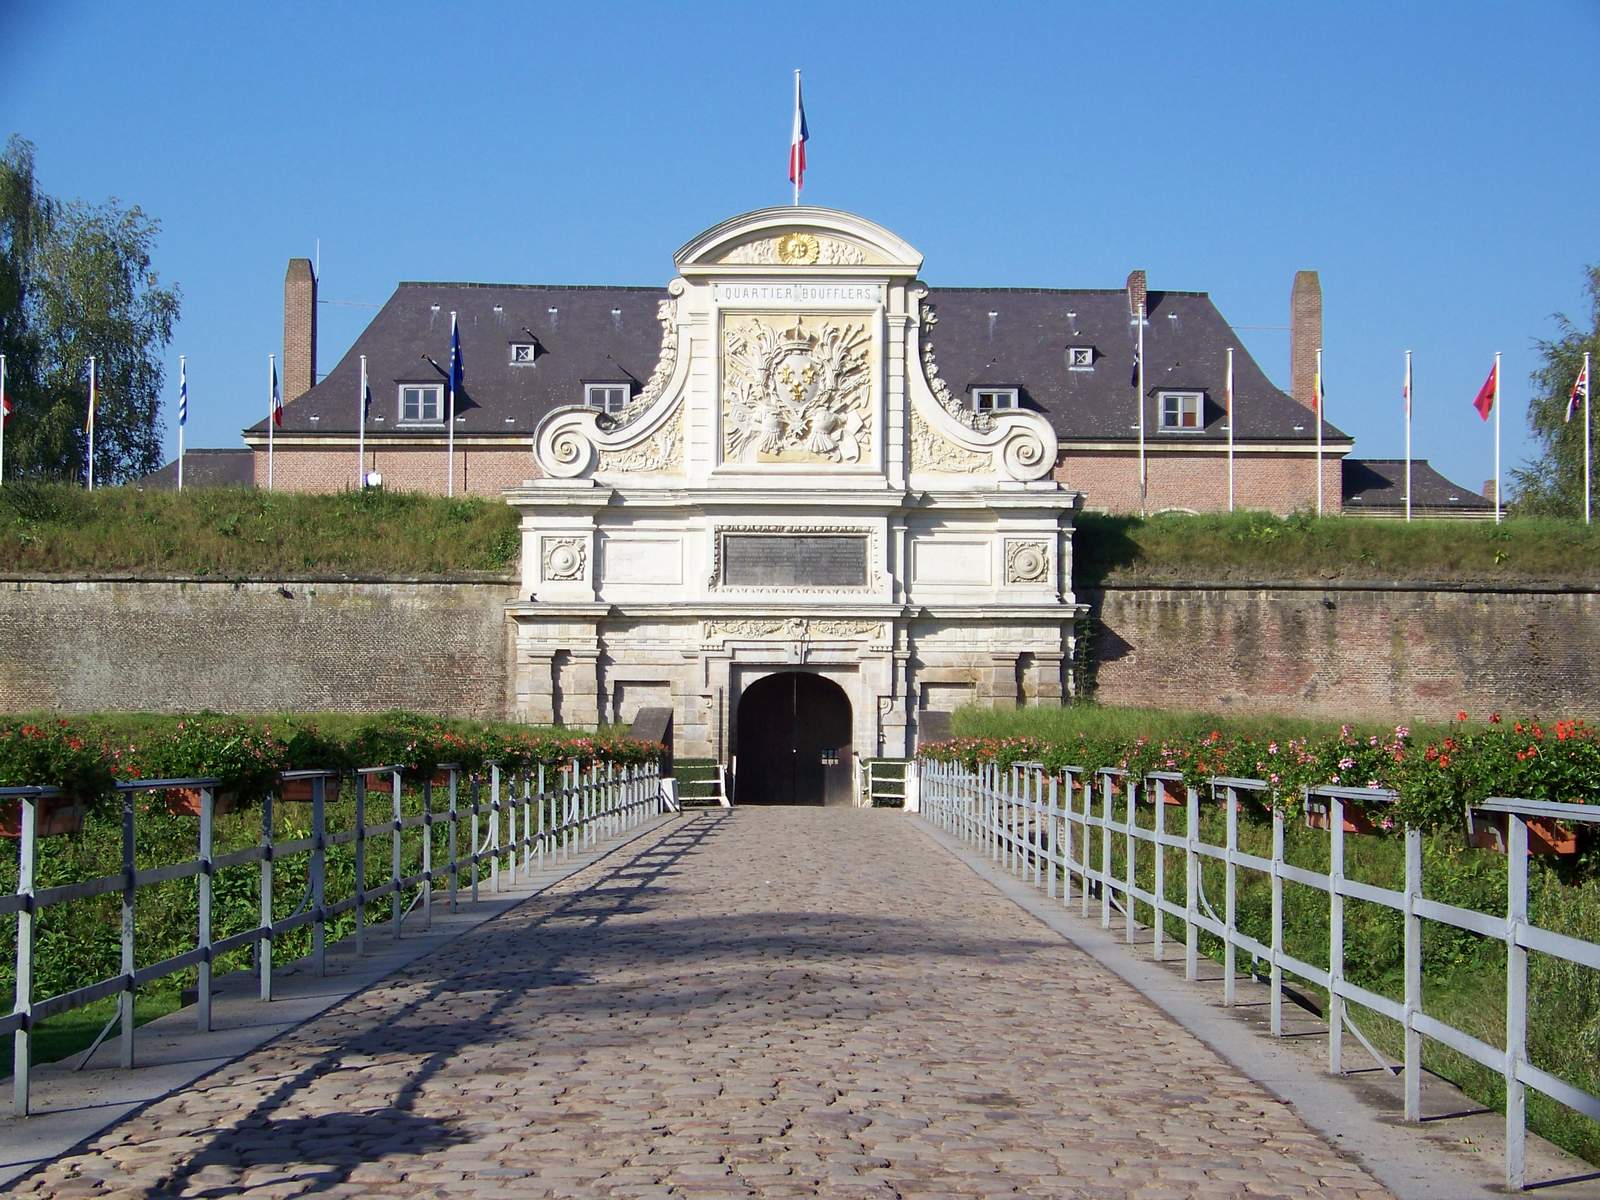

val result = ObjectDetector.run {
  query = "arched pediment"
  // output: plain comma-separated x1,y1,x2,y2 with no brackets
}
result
674,207,923,275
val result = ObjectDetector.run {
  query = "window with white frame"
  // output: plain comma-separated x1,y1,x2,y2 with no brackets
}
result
399,383,443,424
1067,346,1094,370
509,342,537,365
1159,391,1204,431
971,387,1019,413
584,383,629,413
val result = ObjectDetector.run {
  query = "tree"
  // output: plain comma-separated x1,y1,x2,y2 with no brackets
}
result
0,135,180,484
1511,265,1599,517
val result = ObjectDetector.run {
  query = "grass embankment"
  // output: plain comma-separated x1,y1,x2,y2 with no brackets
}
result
1076,511,1600,585
947,704,1600,1165
0,481,520,577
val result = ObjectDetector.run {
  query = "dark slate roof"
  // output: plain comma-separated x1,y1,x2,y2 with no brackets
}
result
250,282,1349,445
137,448,254,489
1341,458,1493,512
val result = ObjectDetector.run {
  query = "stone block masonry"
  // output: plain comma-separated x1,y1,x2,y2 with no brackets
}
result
1087,583,1600,721
0,579,513,717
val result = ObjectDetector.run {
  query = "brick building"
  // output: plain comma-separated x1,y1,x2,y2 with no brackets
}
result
243,209,1355,515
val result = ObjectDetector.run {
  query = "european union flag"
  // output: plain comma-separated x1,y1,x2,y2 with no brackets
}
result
449,315,464,394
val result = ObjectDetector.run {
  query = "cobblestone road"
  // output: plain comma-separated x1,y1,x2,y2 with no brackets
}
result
18,809,1391,1199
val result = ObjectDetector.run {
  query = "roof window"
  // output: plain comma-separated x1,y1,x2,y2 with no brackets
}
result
584,383,629,414
1067,347,1094,371
972,387,1019,413
1158,391,1204,432
399,383,443,425
510,342,538,365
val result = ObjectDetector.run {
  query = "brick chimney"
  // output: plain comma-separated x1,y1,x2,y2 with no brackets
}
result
1126,269,1147,320
1483,479,1498,504
283,258,317,404
1290,270,1322,411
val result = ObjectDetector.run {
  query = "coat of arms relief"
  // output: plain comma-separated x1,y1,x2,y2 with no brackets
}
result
721,314,873,466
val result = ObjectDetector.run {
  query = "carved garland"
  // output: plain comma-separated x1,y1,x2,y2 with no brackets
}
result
701,618,883,641
919,304,993,433
605,297,679,430
721,234,868,266
909,410,991,473
596,407,683,473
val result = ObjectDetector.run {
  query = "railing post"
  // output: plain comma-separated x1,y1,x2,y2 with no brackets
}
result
1123,777,1136,945
1505,813,1529,1191
536,763,546,871
1152,779,1165,961
1224,784,1238,1007
1271,804,1285,1037
488,766,500,895
1061,772,1074,907
1081,775,1093,919
259,790,275,1001
567,759,578,860
1100,772,1113,930
1184,784,1199,980
311,776,327,975
522,770,534,873
197,785,214,1033
13,793,37,1116
354,776,367,957
1403,824,1422,1120
1046,773,1058,901
448,769,460,913
470,774,481,903
122,788,137,1064
391,770,404,939
1328,791,1345,1072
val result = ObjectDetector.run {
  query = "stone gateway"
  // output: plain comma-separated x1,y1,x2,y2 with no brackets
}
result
507,208,1083,791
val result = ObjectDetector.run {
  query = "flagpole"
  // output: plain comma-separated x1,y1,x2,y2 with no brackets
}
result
87,355,96,491
177,354,186,493
358,354,367,490
1137,302,1146,517
1225,346,1235,512
447,311,457,498
0,353,7,489
1585,350,1592,526
1315,347,1323,516
1404,350,1412,523
267,353,276,492
793,70,801,206
1493,350,1502,524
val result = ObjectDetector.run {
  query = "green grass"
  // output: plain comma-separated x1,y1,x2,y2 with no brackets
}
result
950,701,1452,746
1076,511,1600,585
0,992,182,1078
0,481,520,577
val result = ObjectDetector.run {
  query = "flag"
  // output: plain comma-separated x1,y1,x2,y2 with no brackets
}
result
178,359,188,428
271,359,282,426
449,314,464,394
1403,356,1411,418
1568,359,1589,424
0,380,10,428
1130,344,1140,387
85,361,95,432
1472,360,1497,421
789,73,809,189
1313,365,1324,414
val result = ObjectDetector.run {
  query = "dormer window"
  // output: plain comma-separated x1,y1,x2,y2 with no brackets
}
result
972,387,1019,413
1159,391,1204,431
510,342,538,365
584,383,629,413
399,383,444,425
1067,347,1094,371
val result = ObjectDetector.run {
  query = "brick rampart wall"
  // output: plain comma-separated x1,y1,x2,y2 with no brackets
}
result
1087,584,1600,721
254,445,539,496
1057,450,1342,516
0,580,514,717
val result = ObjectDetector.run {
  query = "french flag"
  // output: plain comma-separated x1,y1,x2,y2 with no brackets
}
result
789,71,809,193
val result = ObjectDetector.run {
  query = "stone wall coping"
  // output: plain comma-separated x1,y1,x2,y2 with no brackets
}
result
0,572,518,586
1086,578,1600,596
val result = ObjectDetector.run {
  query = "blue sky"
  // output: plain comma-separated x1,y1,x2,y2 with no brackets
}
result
4,0,1597,493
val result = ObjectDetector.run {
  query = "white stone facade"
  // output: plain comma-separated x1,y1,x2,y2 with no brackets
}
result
505,208,1083,785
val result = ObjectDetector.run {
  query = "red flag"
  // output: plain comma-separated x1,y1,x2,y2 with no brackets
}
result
1472,361,1496,421
1,386,11,427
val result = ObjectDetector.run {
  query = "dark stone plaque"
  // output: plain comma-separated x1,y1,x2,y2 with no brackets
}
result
722,534,867,588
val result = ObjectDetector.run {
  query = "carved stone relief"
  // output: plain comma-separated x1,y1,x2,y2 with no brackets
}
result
722,314,873,466
608,297,679,429
721,234,868,266
702,617,882,640
541,537,587,581
1005,539,1052,584
918,304,992,432
596,407,683,473
909,410,991,474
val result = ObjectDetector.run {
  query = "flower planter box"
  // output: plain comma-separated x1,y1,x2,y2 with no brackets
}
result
0,794,88,838
279,777,343,804
161,787,246,818
1153,780,1184,807
1465,808,1579,856
359,771,451,796
1305,801,1379,835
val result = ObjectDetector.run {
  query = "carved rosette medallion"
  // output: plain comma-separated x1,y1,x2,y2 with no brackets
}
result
596,407,684,473
909,410,991,474
721,314,873,465
541,537,587,582
1005,539,1052,585
701,618,882,641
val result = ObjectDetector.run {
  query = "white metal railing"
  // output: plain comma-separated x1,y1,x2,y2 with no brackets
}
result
918,758,1600,1192
2,758,665,1116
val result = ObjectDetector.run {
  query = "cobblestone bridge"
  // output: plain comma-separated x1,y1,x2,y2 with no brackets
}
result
16,809,1396,1199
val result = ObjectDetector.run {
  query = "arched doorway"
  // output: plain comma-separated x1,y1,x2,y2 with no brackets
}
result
735,672,853,806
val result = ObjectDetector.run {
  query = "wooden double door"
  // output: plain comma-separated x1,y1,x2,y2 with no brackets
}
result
735,672,853,806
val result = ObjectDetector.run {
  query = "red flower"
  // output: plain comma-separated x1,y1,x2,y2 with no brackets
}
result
1456,710,1469,722
1489,712,1502,724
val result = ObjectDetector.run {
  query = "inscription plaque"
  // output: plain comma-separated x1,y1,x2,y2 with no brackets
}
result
722,534,867,588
